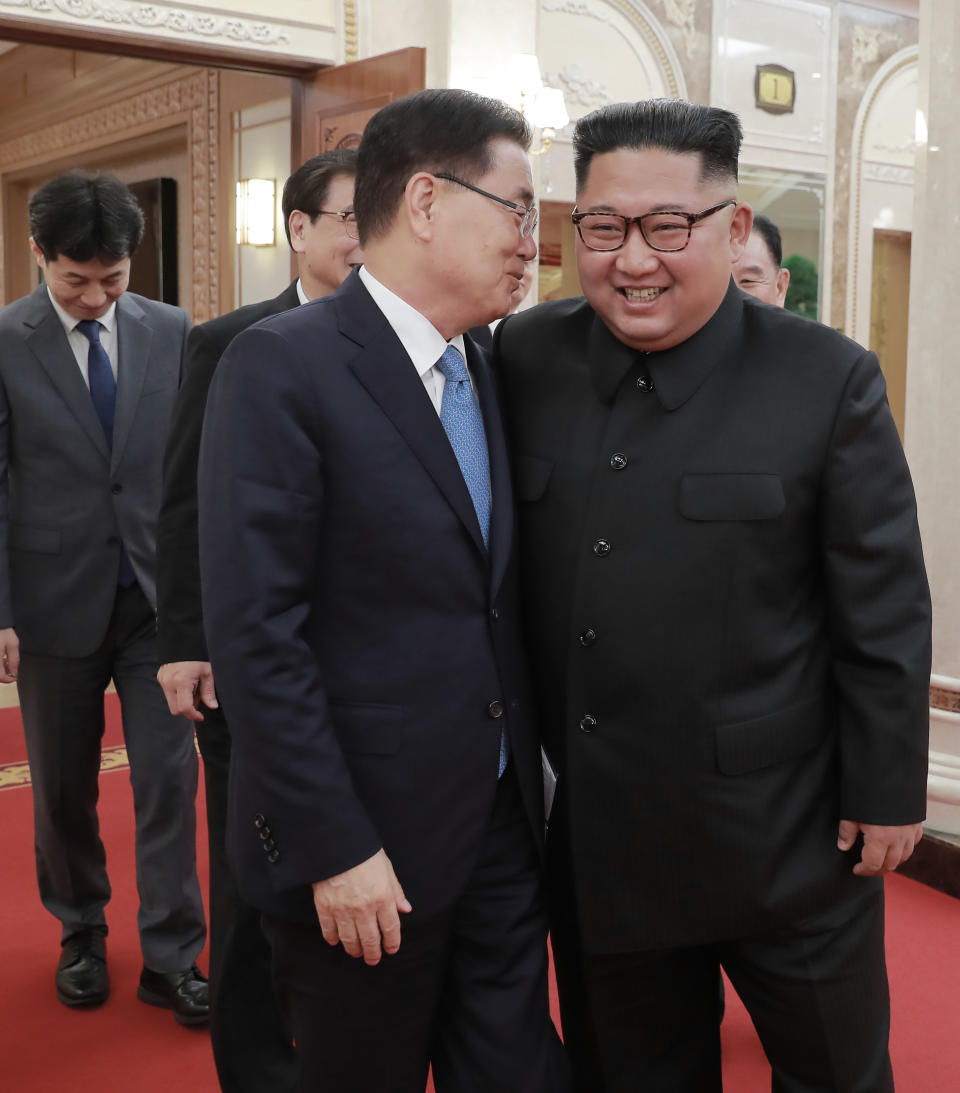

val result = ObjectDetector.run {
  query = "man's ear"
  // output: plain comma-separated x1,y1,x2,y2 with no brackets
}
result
729,202,753,262
287,211,307,254
776,267,791,307
405,172,438,242
28,237,46,268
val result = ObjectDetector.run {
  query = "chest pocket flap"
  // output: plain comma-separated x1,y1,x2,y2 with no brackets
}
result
679,473,784,522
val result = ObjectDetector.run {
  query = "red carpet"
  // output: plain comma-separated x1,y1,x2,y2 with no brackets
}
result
2,696,958,1091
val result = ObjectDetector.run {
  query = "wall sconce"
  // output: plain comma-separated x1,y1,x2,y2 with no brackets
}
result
507,53,570,156
236,178,276,246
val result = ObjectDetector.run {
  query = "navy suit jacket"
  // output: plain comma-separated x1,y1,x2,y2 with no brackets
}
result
198,270,544,924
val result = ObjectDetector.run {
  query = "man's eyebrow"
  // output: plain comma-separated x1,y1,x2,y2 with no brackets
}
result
737,263,767,277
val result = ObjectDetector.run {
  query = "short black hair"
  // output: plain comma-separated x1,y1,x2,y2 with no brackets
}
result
354,88,531,244
574,99,742,192
751,213,783,268
29,170,144,263
281,149,358,248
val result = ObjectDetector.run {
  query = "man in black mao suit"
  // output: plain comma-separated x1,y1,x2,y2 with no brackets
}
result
156,149,361,1091
496,100,931,1092
198,89,569,1092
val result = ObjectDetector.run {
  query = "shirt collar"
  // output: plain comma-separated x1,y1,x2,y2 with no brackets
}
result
358,265,466,375
589,278,744,410
46,285,118,336
296,278,309,306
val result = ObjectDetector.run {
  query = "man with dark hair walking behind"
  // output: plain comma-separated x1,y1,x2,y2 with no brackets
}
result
733,212,791,307
156,148,362,1091
0,170,207,1023
198,90,570,1092
496,99,931,1092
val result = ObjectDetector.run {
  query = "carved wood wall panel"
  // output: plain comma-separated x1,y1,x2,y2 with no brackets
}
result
0,67,219,321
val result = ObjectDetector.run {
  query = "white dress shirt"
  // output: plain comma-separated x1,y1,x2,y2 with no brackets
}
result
47,287,119,386
358,265,473,415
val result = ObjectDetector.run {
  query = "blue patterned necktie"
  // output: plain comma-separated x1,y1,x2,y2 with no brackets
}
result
76,318,136,588
435,346,508,775
435,346,491,548
76,319,116,449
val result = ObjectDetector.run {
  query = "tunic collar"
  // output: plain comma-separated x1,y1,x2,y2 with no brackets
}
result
589,278,744,410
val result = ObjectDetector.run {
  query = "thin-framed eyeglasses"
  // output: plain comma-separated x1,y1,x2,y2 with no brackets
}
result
434,173,539,238
316,209,360,240
571,199,737,253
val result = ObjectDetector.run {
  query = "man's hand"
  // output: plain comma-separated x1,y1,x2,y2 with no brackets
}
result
0,627,19,684
838,820,923,876
312,849,412,966
157,661,218,722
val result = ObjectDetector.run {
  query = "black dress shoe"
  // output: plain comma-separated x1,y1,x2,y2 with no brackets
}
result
56,930,109,1007
137,964,210,1026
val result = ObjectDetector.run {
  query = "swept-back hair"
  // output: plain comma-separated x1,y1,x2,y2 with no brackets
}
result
281,149,358,248
574,99,742,191
29,170,144,262
354,88,531,244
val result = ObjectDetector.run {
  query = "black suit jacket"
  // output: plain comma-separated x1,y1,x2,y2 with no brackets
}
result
197,270,544,924
157,281,301,663
496,282,931,953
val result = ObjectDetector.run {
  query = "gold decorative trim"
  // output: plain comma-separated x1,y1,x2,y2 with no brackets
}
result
930,685,960,714
0,68,219,322
0,745,129,792
343,0,357,63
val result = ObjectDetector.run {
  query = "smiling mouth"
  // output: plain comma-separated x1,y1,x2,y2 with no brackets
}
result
622,287,666,302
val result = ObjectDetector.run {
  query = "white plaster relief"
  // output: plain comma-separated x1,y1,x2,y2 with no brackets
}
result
862,162,914,184
544,63,610,108
0,0,294,46
850,24,899,84
661,0,696,59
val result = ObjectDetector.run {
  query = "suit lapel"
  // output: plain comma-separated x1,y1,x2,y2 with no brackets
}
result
112,293,150,471
23,287,110,462
466,336,511,594
338,275,488,557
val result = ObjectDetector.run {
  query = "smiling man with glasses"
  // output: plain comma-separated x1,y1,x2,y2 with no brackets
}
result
495,98,930,1093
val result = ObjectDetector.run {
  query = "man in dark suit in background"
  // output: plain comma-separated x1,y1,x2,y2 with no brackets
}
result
496,99,931,1092
156,148,360,1091
0,171,207,1022
733,211,791,306
198,89,569,1092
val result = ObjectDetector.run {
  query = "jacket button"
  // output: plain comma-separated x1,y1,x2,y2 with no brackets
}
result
487,700,504,719
593,539,611,557
609,453,628,471
254,814,266,829
262,838,276,852
267,849,281,864
111,483,122,494
490,606,500,620
258,826,271,840
579,628,597,647
636,375,655,393
579,714,597,733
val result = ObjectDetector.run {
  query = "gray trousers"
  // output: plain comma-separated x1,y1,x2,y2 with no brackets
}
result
17,582,206,972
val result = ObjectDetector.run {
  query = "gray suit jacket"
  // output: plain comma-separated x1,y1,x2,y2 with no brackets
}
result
0,285,189,657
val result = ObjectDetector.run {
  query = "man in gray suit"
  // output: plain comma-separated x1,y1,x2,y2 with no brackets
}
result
0,171,207,1024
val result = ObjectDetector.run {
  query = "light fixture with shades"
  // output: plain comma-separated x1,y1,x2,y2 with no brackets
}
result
507,53,570,156
236,178,276,246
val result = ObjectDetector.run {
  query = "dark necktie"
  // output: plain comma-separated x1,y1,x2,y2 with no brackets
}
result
76,319,116,448
75,318,136,588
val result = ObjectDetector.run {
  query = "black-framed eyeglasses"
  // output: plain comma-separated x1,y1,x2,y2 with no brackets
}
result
316,209,359,240
571,199,737,252
434,173,539,238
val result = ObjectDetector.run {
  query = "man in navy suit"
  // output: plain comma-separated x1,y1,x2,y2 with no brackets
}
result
198,89,570,1092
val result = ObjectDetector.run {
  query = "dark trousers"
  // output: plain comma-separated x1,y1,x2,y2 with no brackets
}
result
17,582,206,972
264,764,571,1093
195,703,298,1092
549,826,893,1093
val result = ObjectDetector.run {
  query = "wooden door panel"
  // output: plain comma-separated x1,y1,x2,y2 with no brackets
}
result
293,47,425,163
